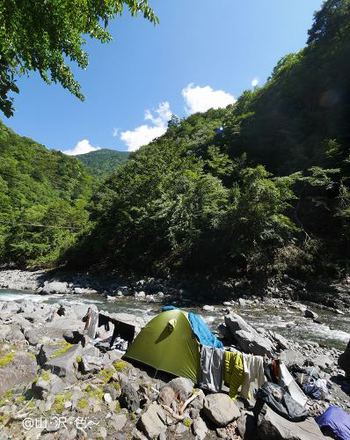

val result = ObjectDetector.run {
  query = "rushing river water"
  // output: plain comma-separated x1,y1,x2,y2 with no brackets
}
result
0,289,349,350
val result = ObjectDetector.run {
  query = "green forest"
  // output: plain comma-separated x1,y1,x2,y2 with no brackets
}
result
76,149,129,180
0,0,349,286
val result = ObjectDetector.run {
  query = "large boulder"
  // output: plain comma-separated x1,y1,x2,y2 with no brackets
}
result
235,329,275,357
257,404,327,440
339,340,350,377
166,377,194,401
225,313,256,335
44,344,82,380
137,402,167,439
0,350,37,395
224,313,275,357
203,393,240,427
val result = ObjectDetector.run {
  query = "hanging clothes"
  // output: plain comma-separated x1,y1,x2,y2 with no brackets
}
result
241,353,265,400
223,351,245,399
199,346,224,392
279,362,308,408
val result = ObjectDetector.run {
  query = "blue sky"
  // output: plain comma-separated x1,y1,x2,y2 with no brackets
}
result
4,0,323,154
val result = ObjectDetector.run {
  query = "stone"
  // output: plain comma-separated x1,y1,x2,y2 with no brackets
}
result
62,330,83,345
42,281,71,294
120,383,140,411
235,329,275,357
31,373,65,399
0,351,37,395
224,313,275,356
158,386,176,406
268,331,290,350
167,377,194,400
44,344,82,379
202,393,240,427
236,411,256,439
192,417,208,440
203,305,215,312
339,340,350,377
109,413,127,432
312,354,333,370
137,402,167,439
224,313,256,335
257,404,326,440
279,349,306,367
80,344,103,373
304,309,318,320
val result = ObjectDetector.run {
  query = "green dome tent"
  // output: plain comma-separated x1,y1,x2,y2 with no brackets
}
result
124,309,201,382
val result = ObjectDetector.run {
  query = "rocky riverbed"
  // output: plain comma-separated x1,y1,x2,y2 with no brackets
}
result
0,289,349,439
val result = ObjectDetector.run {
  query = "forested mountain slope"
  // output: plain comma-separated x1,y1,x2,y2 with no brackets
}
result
66,0,350,283
76,149,129,179
0,121,92,267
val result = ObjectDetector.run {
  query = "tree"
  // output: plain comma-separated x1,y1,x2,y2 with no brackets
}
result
0,0,158,117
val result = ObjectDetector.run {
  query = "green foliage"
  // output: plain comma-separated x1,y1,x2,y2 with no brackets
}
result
76,149,129,179
0,120,92,267
65,1,350,281
0,0,158,116
1,0,350,282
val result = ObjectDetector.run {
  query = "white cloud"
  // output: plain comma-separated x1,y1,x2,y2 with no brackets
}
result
120,101,172,151
63,139,100,156
182,83,236,115
251,78,259,88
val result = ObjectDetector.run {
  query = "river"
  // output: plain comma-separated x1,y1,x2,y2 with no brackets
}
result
0,288,349,350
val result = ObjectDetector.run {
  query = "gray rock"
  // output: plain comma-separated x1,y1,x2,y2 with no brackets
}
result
0,351,37,395
167,377,194,400
235,329,275,357
224,313,275,356
203,393,240,427
312,354,333,370
192,417,208,440
257,404,326,440
80,344,103,373
137,402,167,439
42,281,71,294
339,340,350,377
120,383,140,411
31,372,65,399
224,313,256,335
203,305,215,312
62,330,83,345
44,344,82,379
158,386,176,406
279,349,306,367
304,309,318,320
109,413,127,432
38,343,70,366
268,331,290,350
237,411,256,439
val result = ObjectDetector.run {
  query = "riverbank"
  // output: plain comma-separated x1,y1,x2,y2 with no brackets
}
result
0,296,349,439
0,269,349,310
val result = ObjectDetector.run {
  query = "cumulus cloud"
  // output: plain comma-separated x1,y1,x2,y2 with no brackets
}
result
63,139,100,156
120,102,172,152
182,83,236,115
251,78,259,88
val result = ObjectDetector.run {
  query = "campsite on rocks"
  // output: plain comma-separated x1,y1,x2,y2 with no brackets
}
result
0,0,350,439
